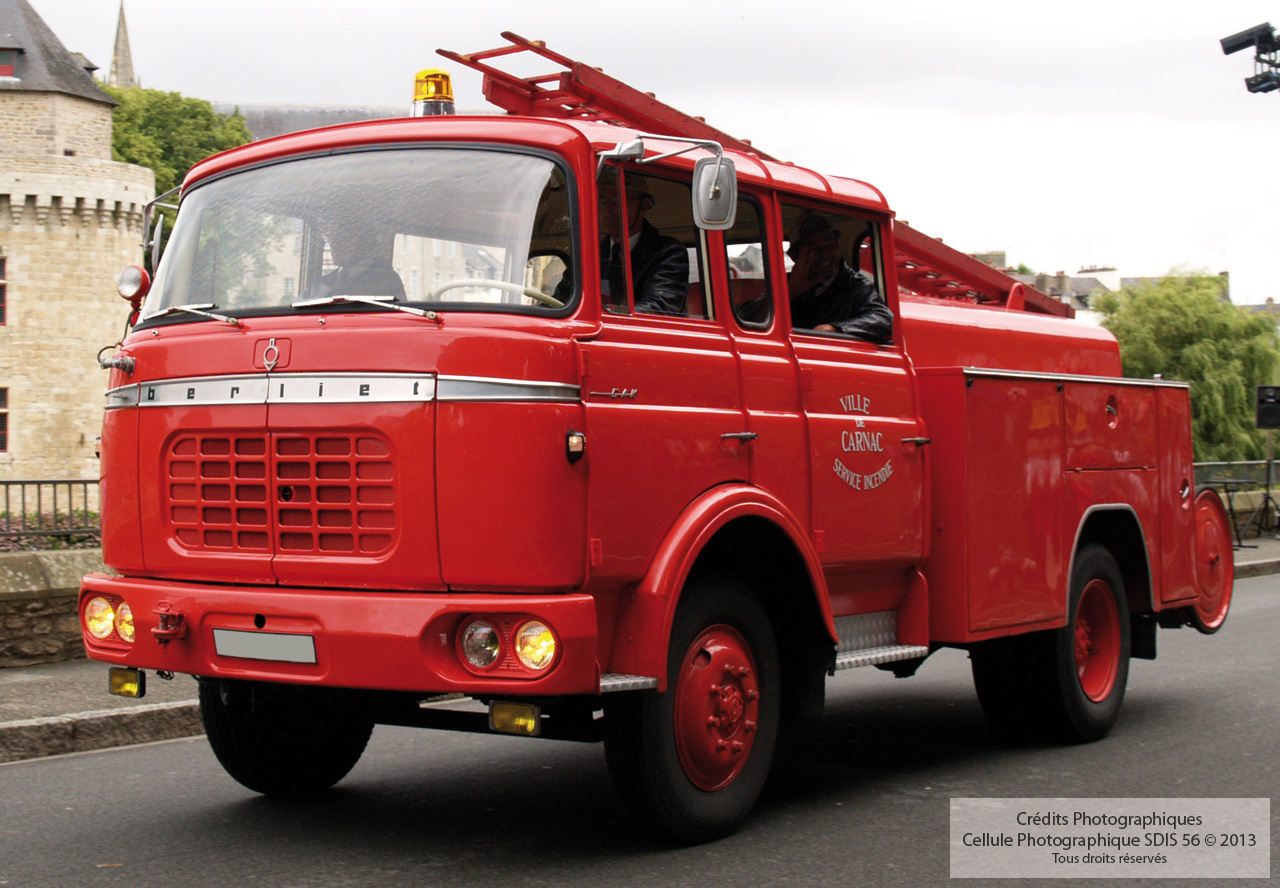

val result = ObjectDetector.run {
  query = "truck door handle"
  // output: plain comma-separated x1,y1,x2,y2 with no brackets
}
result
721,432,758,442
901,437,932,446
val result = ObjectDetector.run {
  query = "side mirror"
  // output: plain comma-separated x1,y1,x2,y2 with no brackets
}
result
692,156,737,230
149,214,165,272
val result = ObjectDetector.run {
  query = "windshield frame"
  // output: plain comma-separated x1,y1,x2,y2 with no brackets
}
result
135,143,581,329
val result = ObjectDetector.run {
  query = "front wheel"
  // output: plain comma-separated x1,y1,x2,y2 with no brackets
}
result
604,574,780,844
199,679,374,796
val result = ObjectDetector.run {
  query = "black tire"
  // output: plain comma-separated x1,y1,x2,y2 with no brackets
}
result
604,573,780,845
971,545,1130,744
1045,544,1130,742
970,631,1050,737
199,679,374,796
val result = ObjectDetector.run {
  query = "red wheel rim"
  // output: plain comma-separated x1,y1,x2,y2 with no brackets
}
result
672,625,760,792
1074,579,1120,703
1193,489,1233,630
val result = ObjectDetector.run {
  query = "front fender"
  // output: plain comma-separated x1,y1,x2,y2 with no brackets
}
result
606,484,835,689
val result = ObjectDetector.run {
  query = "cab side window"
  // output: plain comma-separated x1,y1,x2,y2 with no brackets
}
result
595,167,707,318
779,203,893,343
727,197,772,330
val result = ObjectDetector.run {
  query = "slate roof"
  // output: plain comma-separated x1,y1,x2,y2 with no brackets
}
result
0,0,114,104
212,103,404,141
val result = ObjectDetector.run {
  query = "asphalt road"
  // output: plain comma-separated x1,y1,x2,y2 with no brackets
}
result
2,576,1276,888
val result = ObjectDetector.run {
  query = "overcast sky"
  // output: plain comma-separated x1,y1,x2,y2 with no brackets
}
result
37,0,1280,305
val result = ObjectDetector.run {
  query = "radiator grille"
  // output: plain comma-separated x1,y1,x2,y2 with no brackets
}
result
165,432,396,555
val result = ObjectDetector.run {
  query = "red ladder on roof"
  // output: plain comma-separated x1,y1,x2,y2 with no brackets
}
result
437,32,772,160
438,33,1070,318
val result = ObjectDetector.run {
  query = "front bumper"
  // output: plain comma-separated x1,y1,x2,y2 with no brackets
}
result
79,573,605,697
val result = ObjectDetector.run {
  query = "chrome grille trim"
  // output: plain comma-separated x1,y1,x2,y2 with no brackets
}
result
106,372,580,409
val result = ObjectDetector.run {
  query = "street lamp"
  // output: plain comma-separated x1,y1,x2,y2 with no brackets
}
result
1221,22,1280,94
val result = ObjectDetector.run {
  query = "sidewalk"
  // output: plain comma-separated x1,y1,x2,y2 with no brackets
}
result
4,539,1279,765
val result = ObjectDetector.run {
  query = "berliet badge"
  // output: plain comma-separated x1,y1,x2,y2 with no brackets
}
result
262,338,280,372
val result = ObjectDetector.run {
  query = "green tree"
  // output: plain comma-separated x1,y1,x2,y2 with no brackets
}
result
1094,269,1280,461
103,85,252,194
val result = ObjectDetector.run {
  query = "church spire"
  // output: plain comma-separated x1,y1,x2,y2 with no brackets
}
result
108,1,135,88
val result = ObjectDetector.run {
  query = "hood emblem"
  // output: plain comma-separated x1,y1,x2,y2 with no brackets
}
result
262,338,280,372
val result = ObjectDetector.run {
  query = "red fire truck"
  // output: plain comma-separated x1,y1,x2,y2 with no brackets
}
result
81,34,1233,843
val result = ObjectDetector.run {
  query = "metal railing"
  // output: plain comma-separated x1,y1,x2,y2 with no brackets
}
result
1193,460,1274,489
0,480,100,540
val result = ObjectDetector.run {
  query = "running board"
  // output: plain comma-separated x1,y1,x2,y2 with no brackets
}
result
600,673,659,693
834,644,930,671
600,611,927,691
834,611,927,671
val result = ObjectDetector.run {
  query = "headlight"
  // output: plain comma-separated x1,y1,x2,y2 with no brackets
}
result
84,597,116,640
459,619,500,669
116,603,136,643
513,621,556,671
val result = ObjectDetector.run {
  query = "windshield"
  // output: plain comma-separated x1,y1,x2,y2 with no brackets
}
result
143,148,575,320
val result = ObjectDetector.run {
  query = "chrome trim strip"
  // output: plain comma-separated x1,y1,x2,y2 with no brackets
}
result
436,374,580,402
265,373,435,404
107,373,435,407
960,368,1189,389
105,371,580,409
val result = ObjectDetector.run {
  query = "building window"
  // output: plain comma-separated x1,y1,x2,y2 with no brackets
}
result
0,49,16,78
283,277,295,297
0,257,6,325
0,388,8,452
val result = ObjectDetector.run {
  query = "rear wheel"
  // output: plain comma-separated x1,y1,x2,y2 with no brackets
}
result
1046,545,1130,741
604,574,780,844
199,679,374,796
971,545,1130,743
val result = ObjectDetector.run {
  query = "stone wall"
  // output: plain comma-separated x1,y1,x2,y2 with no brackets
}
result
0,92,113,159
0,549,102,666
0,153,154,481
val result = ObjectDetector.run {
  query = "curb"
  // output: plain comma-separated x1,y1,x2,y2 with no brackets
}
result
1234,558,1280,580
0,700,202,764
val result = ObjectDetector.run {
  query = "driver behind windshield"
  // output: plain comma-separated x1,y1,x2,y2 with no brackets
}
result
308,226,405,300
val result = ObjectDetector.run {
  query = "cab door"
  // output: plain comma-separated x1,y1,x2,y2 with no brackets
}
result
780,205,928,609
578,167,749,582
717,194,810,522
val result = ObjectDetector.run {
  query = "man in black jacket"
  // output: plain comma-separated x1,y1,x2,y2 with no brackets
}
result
557,182,688,314
787,213,893,342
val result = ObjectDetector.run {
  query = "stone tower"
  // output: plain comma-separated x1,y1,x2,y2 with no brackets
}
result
108,1,135,89
0,0,154,481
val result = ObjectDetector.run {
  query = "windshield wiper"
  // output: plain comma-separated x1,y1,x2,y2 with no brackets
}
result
291,293,438,319
148,303,240,325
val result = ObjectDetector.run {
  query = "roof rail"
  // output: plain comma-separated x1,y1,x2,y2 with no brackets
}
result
437,32,774,160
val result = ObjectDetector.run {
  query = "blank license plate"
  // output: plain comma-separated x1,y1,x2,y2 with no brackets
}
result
213,629,317,664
